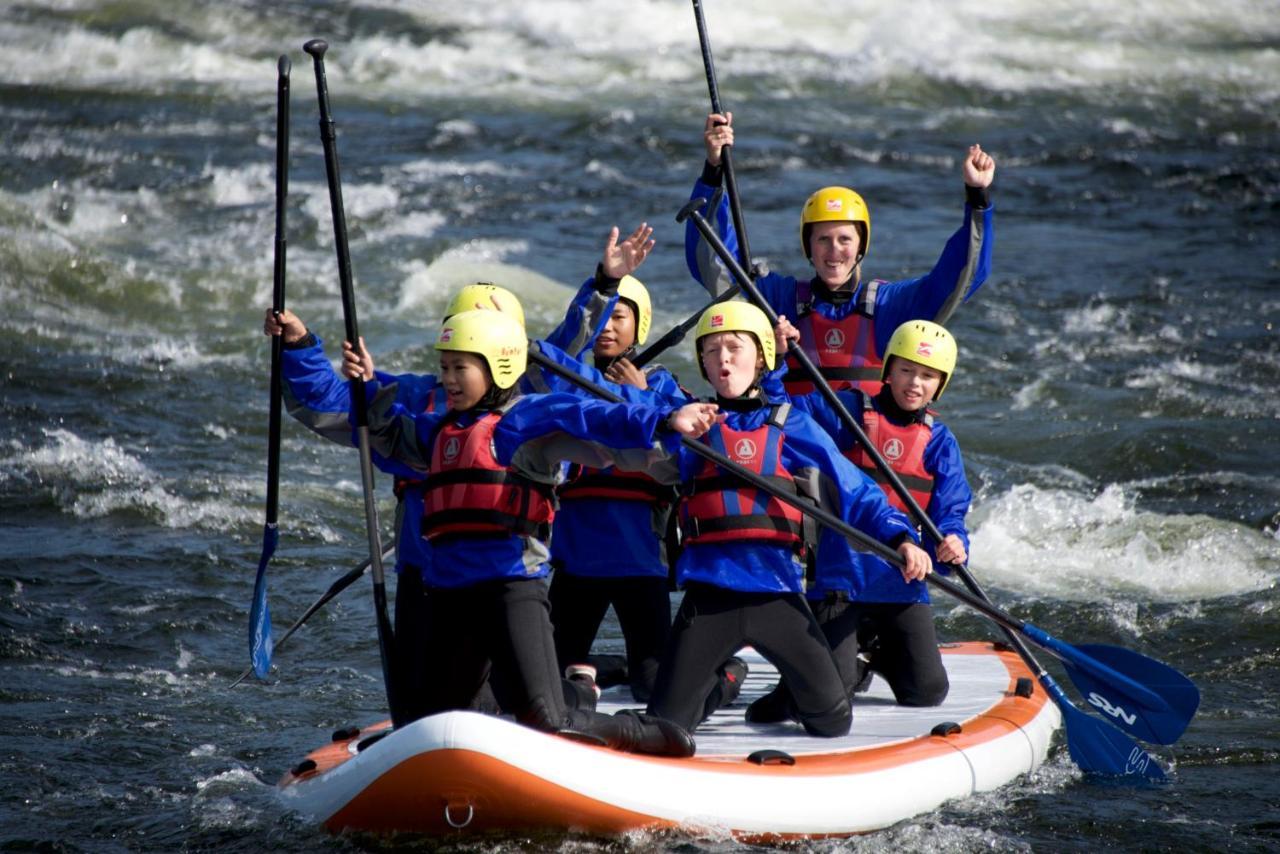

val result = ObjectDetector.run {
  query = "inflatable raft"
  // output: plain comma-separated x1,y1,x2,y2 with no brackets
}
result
280,641,1060,839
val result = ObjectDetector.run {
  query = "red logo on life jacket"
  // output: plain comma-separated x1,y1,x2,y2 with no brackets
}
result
733,438,758,461
915,341,933,358
824,328,845,350
882,437,904,461
443,436,461,463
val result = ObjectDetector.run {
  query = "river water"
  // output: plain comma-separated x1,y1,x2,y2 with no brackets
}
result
1,1,1277,851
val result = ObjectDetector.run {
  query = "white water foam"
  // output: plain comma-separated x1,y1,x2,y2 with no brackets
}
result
0,428,256,532
968,483,1280,604
0,1,1275,110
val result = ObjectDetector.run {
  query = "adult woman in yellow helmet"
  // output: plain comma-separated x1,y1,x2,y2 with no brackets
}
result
344,308,722,756
636,301,929,737
687,111,995,398
747,320,973,723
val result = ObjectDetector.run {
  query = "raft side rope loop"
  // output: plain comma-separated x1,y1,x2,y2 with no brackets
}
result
444,800,474,829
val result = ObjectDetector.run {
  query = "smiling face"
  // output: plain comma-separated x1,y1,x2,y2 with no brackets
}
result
883,356,944,411
593,301,637,359
699,331,763,398
808,220,863,289
438,351,492,410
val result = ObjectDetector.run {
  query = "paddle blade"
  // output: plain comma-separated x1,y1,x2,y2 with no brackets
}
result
1062,643,1200,746
1041,676,1166,781
249,523,277,680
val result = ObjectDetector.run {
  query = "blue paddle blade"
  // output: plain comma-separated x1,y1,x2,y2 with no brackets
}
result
1061,643,1200,746
1041,675,1166,781
249,523,277,680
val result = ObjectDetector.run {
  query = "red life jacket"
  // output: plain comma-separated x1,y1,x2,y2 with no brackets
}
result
393,384,449,500
783,278,884,397
681,403,804,547
845,391,935,514
420,410,555,542
559,464,671,504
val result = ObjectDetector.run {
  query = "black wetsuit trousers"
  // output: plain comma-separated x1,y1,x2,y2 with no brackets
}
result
391,575,601,734
548,569,671,702
815,597,949,707
647,583,851,736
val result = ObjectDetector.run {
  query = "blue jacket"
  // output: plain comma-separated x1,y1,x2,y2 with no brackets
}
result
684,175,995,350
793,389,972,603
550,363,691,579
361,386,679,589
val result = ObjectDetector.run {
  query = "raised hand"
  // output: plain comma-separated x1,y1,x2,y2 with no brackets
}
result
601,222,655,280
703,112,734,168
962,144,995,189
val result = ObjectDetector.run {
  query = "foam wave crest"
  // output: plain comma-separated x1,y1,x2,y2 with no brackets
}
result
968,483,1280,602
1,429,256,531
0,1,1274,111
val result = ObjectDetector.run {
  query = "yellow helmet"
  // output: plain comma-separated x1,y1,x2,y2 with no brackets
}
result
693,300,776,380
799,186,871,262
882,320,958,400
616,275,652,346
435,309,527,389
443,282,525,329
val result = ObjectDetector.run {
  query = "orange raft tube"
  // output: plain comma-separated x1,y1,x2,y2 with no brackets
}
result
279,642,1060,839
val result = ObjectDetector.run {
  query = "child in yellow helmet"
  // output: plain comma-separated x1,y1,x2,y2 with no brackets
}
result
748,319,973,721
344,307,721,755
633,301,929,736
688,111,995,398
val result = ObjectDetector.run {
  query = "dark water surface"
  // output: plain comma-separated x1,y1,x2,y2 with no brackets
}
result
1,1,1277,851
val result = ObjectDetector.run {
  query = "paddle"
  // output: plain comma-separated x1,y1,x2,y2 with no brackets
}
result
247,55,291,681
231,545,394,688
302,38,396,708
631,2,749,371
691,0,754,275
525,347,1198,753
677,197,1198,748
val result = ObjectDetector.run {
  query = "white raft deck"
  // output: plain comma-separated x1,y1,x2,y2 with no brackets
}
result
280,642,1060,839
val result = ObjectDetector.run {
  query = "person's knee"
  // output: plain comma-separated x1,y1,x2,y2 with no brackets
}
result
895,671,949,707
799,696,852,737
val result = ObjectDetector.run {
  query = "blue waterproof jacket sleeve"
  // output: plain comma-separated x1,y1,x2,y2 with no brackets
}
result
493,393,676,470
521,340,663,405
280,336,434,479
544,275,618,356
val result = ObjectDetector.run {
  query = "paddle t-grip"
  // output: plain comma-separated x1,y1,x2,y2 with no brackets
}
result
303,39,328,59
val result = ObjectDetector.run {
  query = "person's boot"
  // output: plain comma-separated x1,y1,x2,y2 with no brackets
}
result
586,653,629,689
606,709,696,757
718,656,748,706
745,683,796,724
851,653,875,695
564,663,601,705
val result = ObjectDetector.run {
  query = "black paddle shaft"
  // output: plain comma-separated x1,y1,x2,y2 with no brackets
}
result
677,199,1054,678
302,37,397,709
303,39,369,423
265,55,290,528
691,0,754,275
